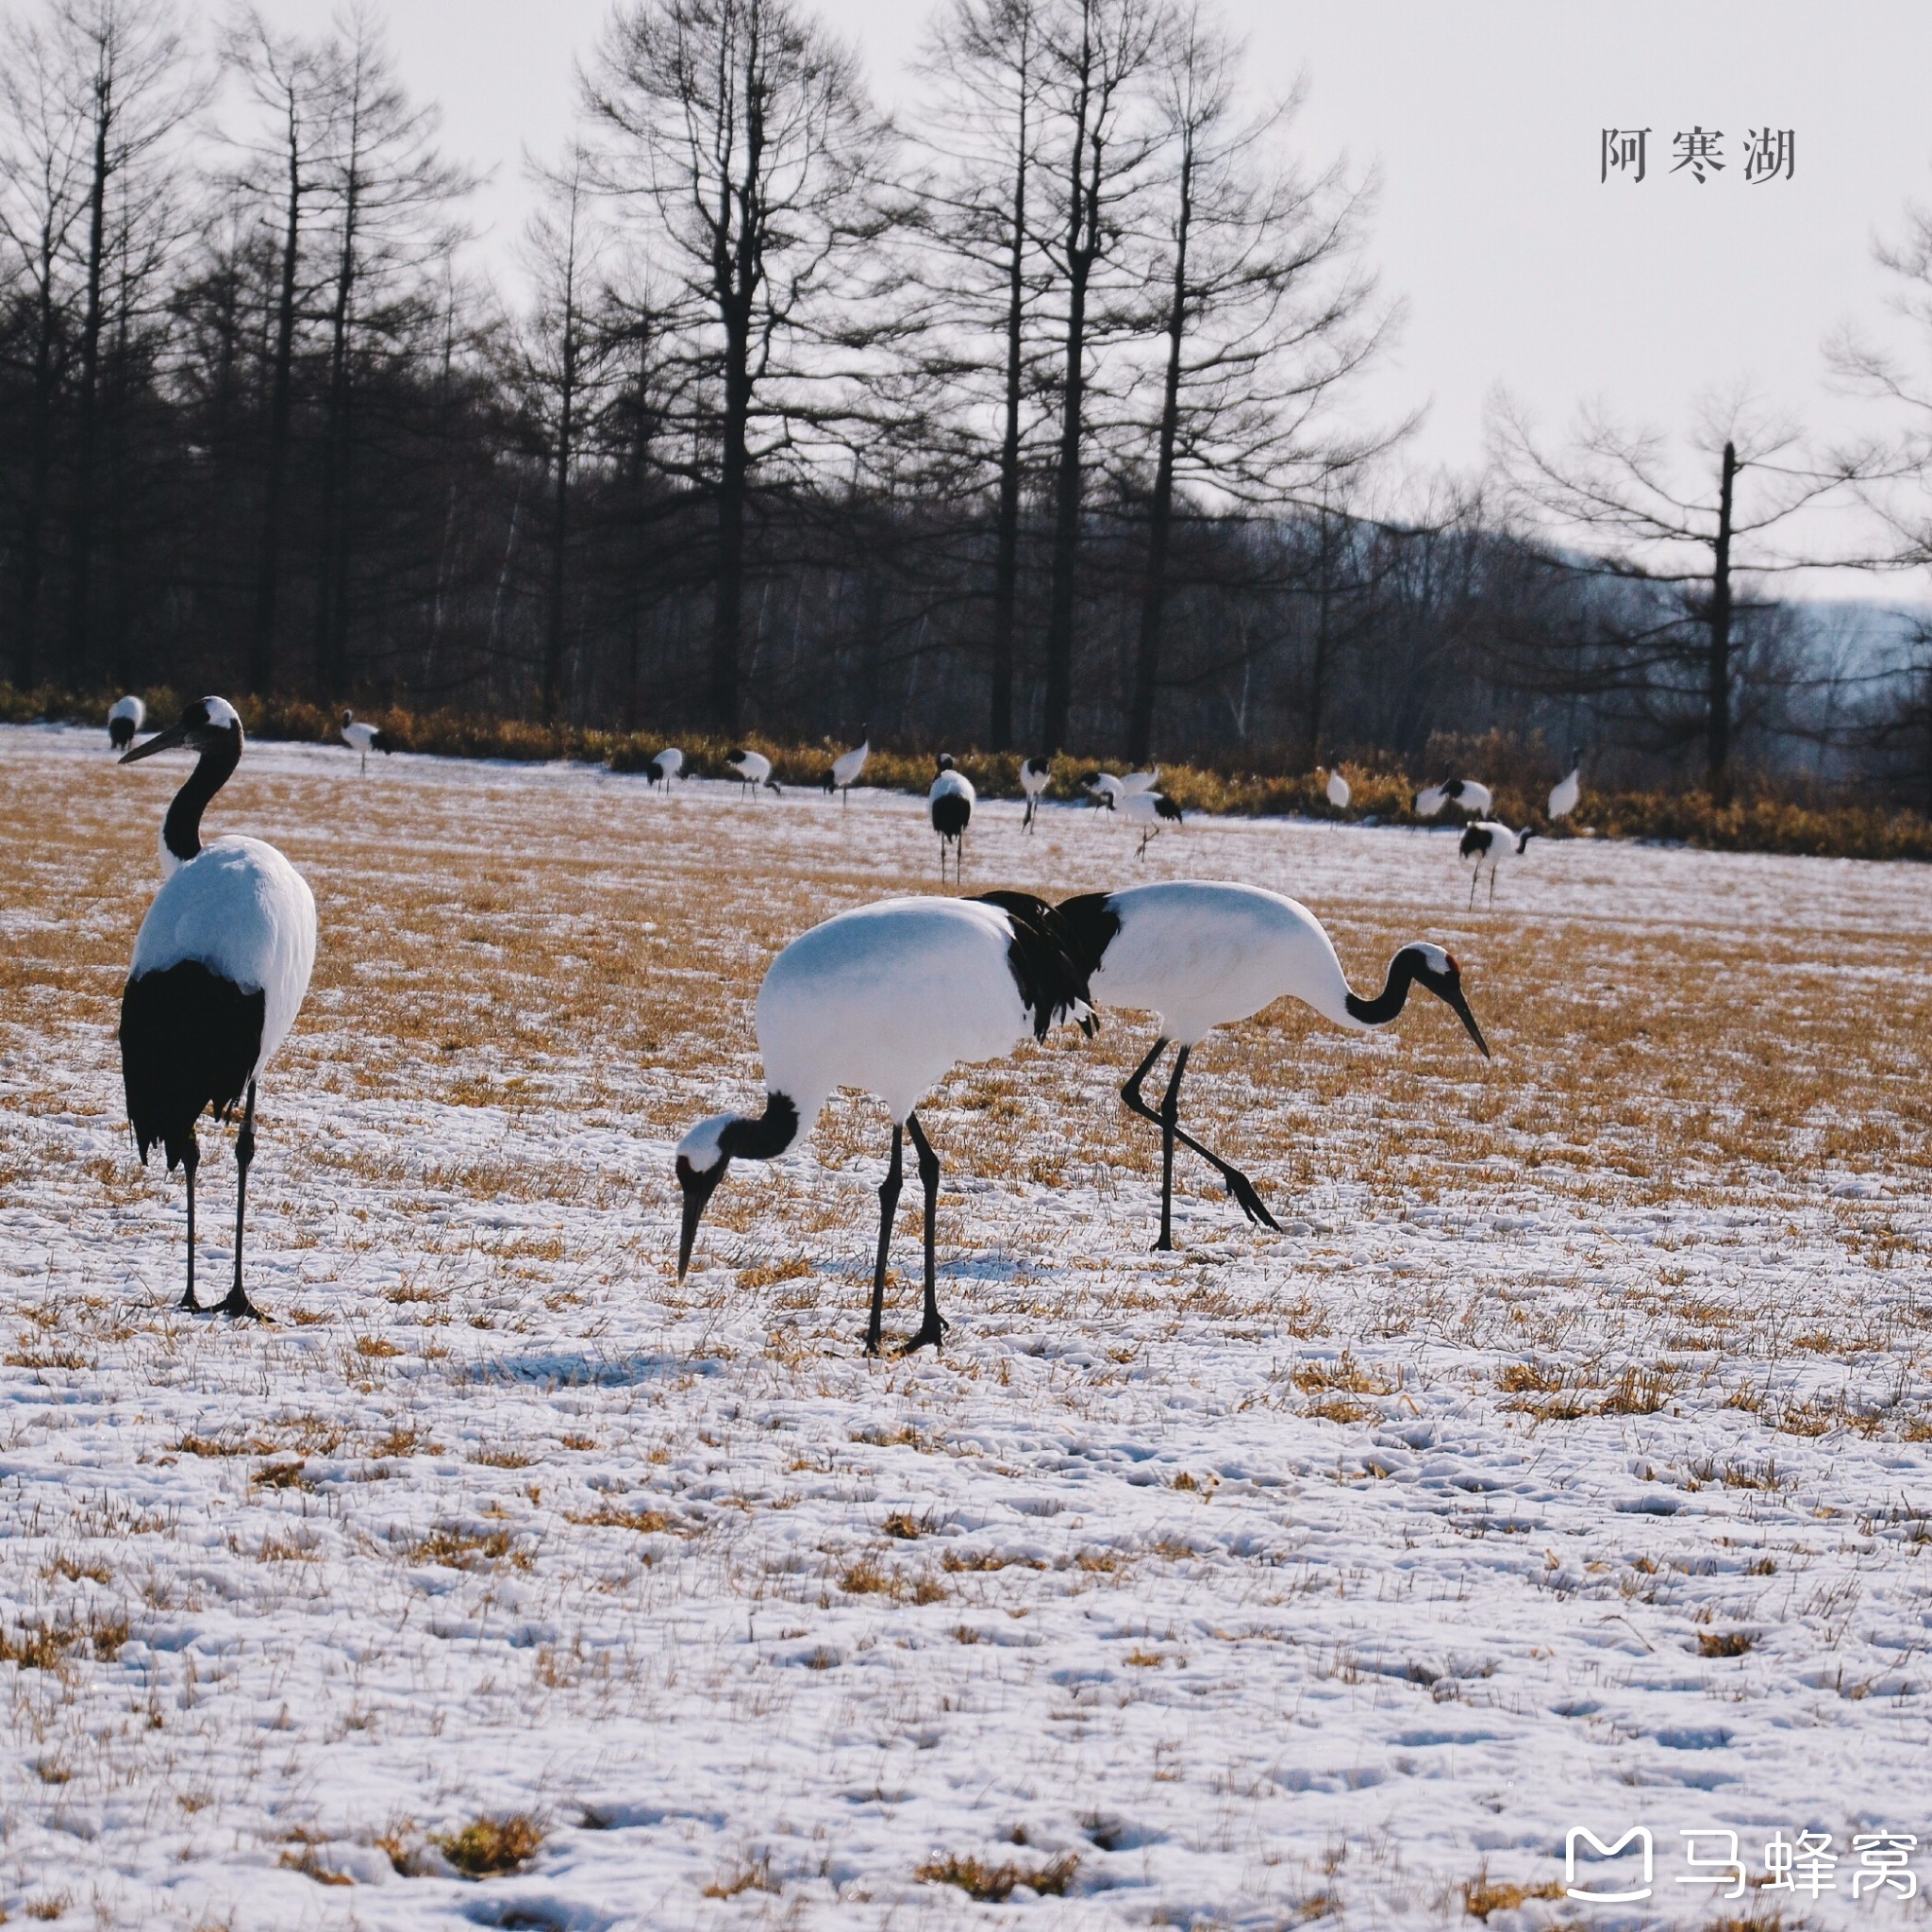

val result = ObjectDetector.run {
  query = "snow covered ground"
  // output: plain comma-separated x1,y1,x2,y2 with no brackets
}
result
2,721,1929,1930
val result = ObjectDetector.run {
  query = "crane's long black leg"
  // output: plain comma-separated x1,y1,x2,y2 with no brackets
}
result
865,1124,904,1357
1153,1046,1190,1249
180,1133,200,1312
900,1112,947,1353
217,1082,264,1320
1468,866,1479,910
1123,1037,1278,1238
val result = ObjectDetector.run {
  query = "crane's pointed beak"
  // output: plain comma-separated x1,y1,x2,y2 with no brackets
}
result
675,1156,728,1281
1440,982,1491,1058
119,721,188,764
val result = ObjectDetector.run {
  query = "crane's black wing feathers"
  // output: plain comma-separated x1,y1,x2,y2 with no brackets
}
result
971,891,1099,1040
120,963,265,1170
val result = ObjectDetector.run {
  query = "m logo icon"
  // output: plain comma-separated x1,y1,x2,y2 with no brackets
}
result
1566,1826,1655,1903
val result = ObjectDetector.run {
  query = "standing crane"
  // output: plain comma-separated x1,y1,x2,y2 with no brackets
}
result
108,696,145,752
1459,821,1534,907
726,748,781,798
648,747,685,790
118,699,318,1316
339,710,392,774
823,730,869,805
675,892,1096,1352
1020,756,1052,831
1057,881,1490,1249
929,755,974,884
1415,778,1492,820
1548,752,1582,821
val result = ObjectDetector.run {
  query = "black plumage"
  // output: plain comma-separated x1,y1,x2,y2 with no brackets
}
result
120,963,265,1171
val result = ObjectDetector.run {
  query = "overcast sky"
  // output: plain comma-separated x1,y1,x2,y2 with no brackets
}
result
247,0,1932,593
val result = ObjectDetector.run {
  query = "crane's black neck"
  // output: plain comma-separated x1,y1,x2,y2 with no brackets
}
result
163,726,243,865
720,1091,800,1162
1345,948,1423,1027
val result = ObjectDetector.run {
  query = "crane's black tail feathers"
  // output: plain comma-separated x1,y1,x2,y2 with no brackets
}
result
120,963,265,1171
1052,891,1123,987
972,891,1100,1041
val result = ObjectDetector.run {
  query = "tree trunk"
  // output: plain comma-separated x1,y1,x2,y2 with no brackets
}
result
988,25,1031,752
251,108,305,694
712,325,751,733
65,69,112,684
1302,505,1335,774
1707,439,1736,803
14,257,59,688
314,157,360,698
1041,28,1097,756
1126,137,1192,767
542,279,578,724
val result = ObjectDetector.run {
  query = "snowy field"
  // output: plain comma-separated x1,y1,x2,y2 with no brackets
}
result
2,720,1930,1931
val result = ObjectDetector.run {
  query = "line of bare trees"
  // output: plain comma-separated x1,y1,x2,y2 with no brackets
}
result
5,0,1932,805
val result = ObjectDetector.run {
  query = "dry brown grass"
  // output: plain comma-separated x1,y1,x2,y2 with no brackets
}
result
435,1812,545,1876
915,1849,1080,1901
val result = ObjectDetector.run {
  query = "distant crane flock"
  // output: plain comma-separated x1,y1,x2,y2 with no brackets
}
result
93,694,1547,1345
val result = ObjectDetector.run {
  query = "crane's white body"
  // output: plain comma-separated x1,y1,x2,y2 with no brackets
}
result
1020,757,1051,830
1416,778,1492,819
1325,769,1351,809
1119,769,1158,794
679,899,1051,1179
1086,773,1125,804
1548,769,1581,819
729,750,774,788
1088,881,1384,1047
650,747,685,786
1461,820,1533,904
131,839,317,1083
108,695,145,746
831,740,869,790
929,766,974,819
340,717,381,756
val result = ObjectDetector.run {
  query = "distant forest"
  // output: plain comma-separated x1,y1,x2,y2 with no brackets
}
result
5,0,1932,806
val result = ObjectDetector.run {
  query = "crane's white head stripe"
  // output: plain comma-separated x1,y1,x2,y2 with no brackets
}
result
676,1114,735,1173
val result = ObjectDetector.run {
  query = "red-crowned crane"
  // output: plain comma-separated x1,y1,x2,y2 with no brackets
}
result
119,698,318,1316
340,709,392,774
1057,881,1490,1250
675,891,1096,1353
648,747,685,790
929,755,974,883
108,695,145,751
1415,777,1491,820
1548,752,1582,821
823,730,869,805
726,748,780,797
1460,820,1533,907
1324,766,1351,810
1103,787,1182,858
1020,756,1052,831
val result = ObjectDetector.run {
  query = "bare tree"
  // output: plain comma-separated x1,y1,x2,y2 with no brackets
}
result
223,8,333,693
1491,393,1873,802
583,0,896,732
1120,7,1392,763
513,150,608,722
1037,0,1163,752
55,0,203,683
909,0,1051,748
309,6,471,697
0,5,92,684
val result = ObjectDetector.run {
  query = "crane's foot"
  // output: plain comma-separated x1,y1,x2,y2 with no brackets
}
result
215,1286,267,1321
178,1288,202,1313
898,1314,949,1355
862,1324,884,1357
1151,1234,1174,1253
